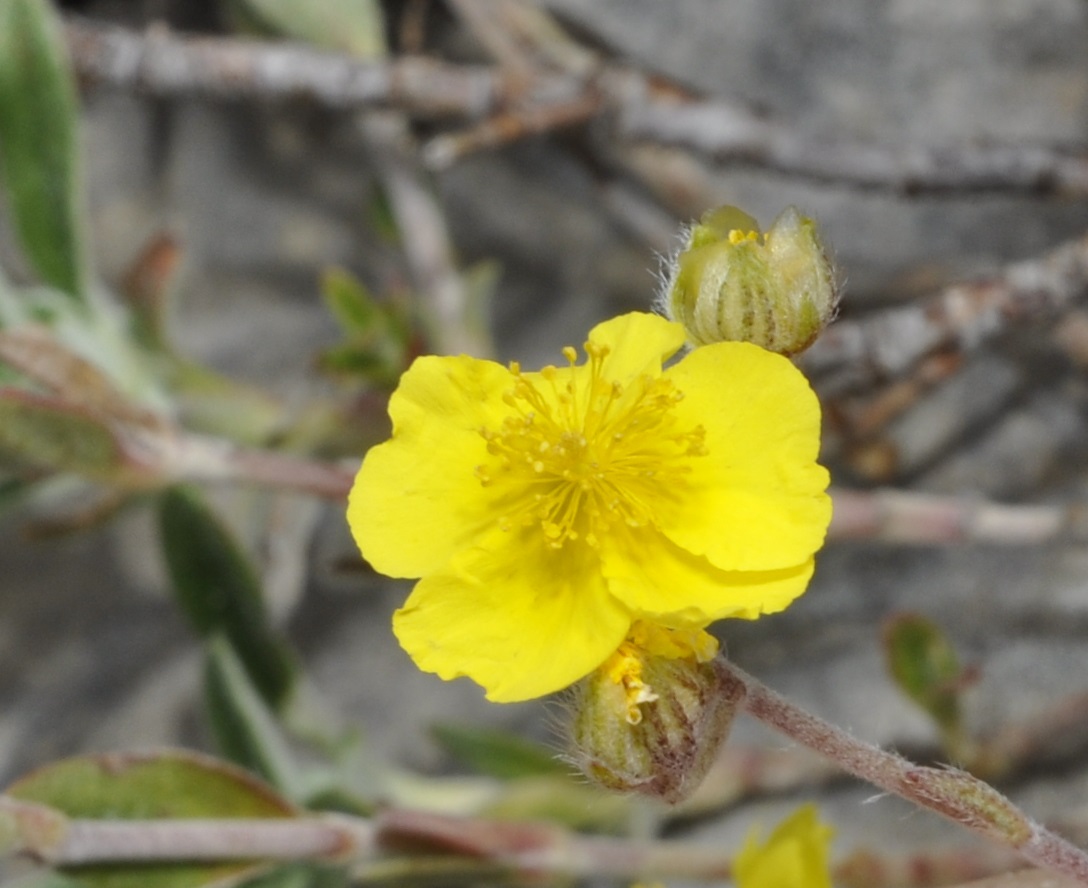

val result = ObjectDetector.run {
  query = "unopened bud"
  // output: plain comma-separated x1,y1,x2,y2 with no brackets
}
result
567,624,745,804
663,205,838,356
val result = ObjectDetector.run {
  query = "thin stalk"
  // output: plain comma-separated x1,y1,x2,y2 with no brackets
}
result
44,815,372,865
719,657,1088,886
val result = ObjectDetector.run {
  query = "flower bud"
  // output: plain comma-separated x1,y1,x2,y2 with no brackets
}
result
566,623,745,804
663,205,838,356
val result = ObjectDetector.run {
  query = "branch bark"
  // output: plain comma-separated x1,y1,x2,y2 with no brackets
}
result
802,231,1088,385
619,99,1088,196
64,18,1088,196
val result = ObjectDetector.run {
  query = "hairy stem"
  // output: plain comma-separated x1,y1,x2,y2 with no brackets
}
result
720,657,1088,886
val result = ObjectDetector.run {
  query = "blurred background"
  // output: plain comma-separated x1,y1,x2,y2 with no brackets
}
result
3,0,1088,879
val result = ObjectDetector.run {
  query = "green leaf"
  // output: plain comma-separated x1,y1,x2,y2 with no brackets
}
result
0,0,87,299
204,635,302,798
158,486,296,708
316,267,417,388
235,863,348,888
169,359,286,446
883,612,964,735
321,269,378,336
1,873,89,888
481,775,634,833
5,749,297,888
460,261,500,352
0,474,33,514
0,389,124,478
229,0,386,58
430,724,568,780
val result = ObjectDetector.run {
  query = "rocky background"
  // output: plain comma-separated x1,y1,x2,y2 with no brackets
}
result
3,0,1088,882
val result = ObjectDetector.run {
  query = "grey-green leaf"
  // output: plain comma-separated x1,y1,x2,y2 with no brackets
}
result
5,749,297,888
430,724,569,780
158,486,296,708
0,0,88,300
204,635,301,798
235,863,348,888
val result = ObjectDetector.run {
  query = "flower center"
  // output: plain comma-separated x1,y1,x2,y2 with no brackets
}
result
475,340,706,548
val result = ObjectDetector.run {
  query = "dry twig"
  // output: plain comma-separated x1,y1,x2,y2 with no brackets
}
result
803,231,1088,387
619,99,1088,196
826,487,1083,546
65,18,510,117
64,18,1088,196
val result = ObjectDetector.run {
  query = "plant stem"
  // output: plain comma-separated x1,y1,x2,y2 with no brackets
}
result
719,657,1088,886
45,815,372,865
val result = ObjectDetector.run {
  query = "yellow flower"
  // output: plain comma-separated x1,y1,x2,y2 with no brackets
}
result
347,311,830,702
733,805,835,888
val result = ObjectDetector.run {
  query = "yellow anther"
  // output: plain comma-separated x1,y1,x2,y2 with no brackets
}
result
727,228,760,245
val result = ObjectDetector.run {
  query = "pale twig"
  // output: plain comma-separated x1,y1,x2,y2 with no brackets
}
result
802,231,1088,384
425,0,605,168
827,350,964,436
64,19,1088,197
147,428,355,499
1,799,723,880
358,113,493,358
619,99,1088,196
446,0,540,78
448,0,599,78
827,487,1082,545
50,815,369,865
723,658,1088,886
65,18,510,117
422,93,604,170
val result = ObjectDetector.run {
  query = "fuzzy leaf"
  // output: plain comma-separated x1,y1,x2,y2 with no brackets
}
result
883,612,963,734
430,724,568,780
204,636,301,798
6,749,297,888
159,486,296,708
0,388,125,478
0,0,87,299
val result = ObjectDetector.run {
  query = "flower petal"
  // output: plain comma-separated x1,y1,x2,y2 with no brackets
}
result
601,525,815,625
585,312,687,381
394,530,632,702
660,340,831,571
734,804,835,888
347,354,514,578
